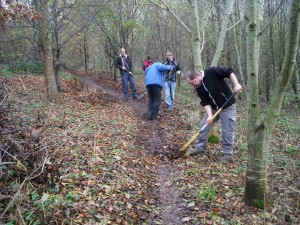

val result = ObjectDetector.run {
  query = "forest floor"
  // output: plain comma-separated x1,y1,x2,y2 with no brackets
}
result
0,71,299,225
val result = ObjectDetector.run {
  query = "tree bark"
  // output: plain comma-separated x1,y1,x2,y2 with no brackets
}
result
293,51,300,109
52,0,63,92
83,30,89,73
189,0,202,71
211,0,235,66
35,0,58,102
244,0,268,208
244,0,300,208
292,65,300,109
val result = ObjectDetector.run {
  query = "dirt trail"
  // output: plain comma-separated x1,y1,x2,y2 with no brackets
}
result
157,164,183,225
77,74,190,223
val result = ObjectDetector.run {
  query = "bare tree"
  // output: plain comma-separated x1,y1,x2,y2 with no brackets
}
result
34,0,58,101
244,0,300,208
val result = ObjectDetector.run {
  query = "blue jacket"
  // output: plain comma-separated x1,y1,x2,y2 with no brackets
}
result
145,63,173,88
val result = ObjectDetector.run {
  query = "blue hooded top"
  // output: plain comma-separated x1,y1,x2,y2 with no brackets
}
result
145,62,173,88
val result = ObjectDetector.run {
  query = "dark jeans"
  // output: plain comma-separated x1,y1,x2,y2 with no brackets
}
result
146,84,162,119
121,72,137,99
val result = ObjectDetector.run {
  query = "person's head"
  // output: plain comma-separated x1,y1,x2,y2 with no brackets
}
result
147,56,151,60
120,48,126,56
166,52,174,61
186,70,203,87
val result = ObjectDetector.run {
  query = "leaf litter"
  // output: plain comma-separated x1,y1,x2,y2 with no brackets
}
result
0,72,299,225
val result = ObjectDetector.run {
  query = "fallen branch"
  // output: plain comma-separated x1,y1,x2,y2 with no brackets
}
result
0,177,28,219
0,162,15,166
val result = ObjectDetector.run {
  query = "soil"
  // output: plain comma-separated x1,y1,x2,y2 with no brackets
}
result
75,73,190,224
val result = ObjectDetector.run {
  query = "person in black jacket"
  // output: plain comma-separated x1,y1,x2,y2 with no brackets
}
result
115,48,137,101
185,67,243,163
163,52,181,111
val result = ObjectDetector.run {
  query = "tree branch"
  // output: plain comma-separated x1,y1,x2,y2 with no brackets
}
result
148,0,191,33
257,0,285,37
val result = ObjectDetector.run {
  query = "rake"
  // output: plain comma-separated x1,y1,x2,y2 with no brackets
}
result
179,92,237,154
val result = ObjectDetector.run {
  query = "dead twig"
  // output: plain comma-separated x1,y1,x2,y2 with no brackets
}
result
0,147,28,172
18,75,27,91
16,204,26,225
0,195,14,200
0,93,7,106
0,177,28,220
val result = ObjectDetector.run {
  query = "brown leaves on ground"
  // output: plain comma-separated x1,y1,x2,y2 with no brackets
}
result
0,73,299,225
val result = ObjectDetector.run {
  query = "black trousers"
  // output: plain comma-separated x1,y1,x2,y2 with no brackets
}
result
146,84,162,119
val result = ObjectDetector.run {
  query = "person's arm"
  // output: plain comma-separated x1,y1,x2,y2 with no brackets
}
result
115,57,123,70
204,105,213,124
158,63,173,72
128,57,133,74
229,73,243,93
176,62,182,74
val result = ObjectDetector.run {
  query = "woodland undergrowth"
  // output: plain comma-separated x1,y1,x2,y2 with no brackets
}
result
0,73,299,225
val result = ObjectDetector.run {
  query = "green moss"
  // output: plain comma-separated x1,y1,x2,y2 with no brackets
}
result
253,199,265,209
208,135,220,144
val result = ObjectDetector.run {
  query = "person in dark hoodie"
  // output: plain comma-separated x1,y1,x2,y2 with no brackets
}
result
115,48,137,101
143,62,173,120
185,67,242,163
163,52,181,111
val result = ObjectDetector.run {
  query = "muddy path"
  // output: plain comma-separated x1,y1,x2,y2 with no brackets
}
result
75,74,192,224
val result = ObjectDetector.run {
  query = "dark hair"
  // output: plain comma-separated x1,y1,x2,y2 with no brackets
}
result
187,70,201,80
147,56,151,60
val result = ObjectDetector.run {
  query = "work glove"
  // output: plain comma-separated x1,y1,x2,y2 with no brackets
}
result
176,70,181,75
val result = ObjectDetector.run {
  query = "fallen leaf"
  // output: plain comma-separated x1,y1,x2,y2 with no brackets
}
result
182,217,191,222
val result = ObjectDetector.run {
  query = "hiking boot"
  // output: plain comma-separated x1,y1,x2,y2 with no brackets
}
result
133,96,138,100
152,115,161,120
184,147,207,157
219,154,233,163
165,108,173,112
123,97,128,101
158,113,164,117
142,113,152,120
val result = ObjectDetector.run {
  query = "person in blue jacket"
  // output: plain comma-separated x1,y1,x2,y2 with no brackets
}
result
143,62,173,120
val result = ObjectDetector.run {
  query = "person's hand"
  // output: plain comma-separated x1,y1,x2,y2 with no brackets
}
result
233,84,243,93
176,70,181,75
206,115,213,125
128,71,132,74
122,66,126,70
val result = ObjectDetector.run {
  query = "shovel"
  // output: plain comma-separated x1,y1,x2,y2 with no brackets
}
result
137,90,147,101
179,92,236,153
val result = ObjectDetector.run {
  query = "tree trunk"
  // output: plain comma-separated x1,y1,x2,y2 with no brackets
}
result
209,0,235,141
269,0,276,93
293,52,300,109
211,0,235,66
35,0,58,102
244,0,300,208
83,30,89,73
265,65,270,101
233,20,248,101
292,66,300,109
244,0,265,208
52,0,63,92
189,0,202,71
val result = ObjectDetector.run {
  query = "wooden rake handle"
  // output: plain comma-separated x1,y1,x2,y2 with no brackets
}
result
179,92,236,153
